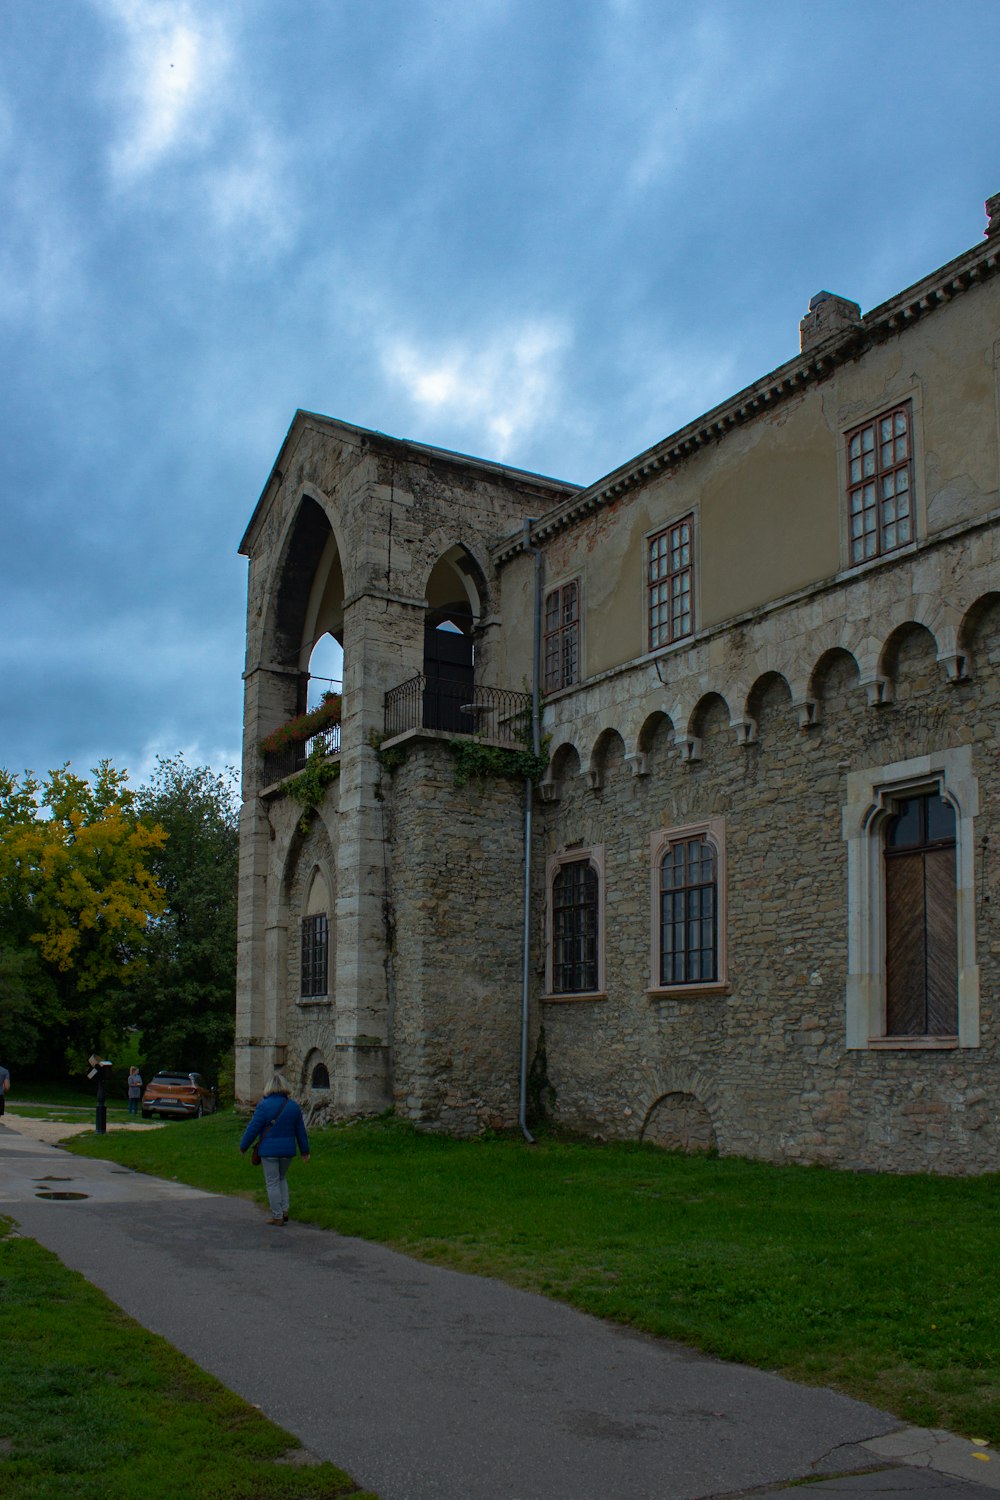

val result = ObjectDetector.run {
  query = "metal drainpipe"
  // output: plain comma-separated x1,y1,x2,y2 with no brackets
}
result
519,517,542,1144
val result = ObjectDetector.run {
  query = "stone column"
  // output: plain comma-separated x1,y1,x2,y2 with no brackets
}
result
332,584,424,1111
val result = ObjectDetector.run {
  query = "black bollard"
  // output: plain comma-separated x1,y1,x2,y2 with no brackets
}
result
88,1056,111,1134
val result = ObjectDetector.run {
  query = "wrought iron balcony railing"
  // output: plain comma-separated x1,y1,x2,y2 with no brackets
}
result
261,723,341,788
384,676,531,744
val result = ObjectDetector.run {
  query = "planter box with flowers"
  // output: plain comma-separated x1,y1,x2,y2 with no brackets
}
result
259,693,342,758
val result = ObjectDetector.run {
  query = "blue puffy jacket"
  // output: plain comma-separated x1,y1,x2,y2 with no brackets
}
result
240,1093,310,1159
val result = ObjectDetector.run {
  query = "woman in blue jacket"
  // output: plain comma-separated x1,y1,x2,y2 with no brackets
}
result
239,1074,310,1226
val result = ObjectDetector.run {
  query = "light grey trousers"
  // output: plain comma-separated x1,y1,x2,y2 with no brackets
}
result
261,1155,292,1218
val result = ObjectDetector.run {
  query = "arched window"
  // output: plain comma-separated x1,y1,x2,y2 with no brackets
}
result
300,868,331,1001
551,858,599,996
649,819,727,994
659,836,717,985
884,792,957,1036
310,1063,330,1090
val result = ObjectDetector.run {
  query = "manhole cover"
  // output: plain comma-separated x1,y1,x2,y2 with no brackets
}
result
35,1191,89,1200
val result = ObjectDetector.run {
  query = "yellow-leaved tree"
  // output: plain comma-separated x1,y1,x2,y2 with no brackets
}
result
0,762,166,1073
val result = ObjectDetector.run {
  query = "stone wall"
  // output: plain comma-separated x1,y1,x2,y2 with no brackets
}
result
385,737,528,1134
535,593,1000,1173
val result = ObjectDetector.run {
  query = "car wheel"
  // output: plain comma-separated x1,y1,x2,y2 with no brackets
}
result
196,1102,204,1118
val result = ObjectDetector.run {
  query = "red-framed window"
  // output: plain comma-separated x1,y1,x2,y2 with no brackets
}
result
544,580,579,693
648,516,693,650
847,403,913,565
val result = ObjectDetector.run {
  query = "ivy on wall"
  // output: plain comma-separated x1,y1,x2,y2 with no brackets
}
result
370,729,548,787
287,748,340,832
447,738,548,788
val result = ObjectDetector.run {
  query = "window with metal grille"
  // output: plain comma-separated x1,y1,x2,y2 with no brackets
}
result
552,859,598,993
847,403,913,565
884,792,957,1037
648,516,693,650
300,913,329,998
659,836,717,985
544,580,580,693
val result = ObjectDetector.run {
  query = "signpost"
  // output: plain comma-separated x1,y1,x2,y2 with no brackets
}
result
87,1055,112,1135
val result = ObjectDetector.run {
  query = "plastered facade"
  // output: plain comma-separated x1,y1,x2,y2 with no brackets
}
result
236,192,1000,1171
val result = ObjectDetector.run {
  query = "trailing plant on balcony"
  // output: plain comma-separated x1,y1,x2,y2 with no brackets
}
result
287,746,341,833
259,693,341,757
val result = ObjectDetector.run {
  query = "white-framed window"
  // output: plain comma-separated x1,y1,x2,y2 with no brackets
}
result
649,817,727,995
648,516,694,650
544,845,605,999
843,748,979,1049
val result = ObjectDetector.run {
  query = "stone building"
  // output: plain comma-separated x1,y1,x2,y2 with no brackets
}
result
236,190,1000,1172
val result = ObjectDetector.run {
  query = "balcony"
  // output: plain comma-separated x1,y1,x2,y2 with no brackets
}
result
384,676,531,744
261,723,341,788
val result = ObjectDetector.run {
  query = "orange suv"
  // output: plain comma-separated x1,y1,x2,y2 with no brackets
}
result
141,1072,218,1120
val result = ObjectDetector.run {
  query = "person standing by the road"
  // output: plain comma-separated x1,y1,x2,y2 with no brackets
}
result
239,1074,310,1226
127,1066,143,1116
0,1060,9,1119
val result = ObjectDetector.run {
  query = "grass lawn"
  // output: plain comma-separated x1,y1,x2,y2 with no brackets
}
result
0,1220,377,1500
59,1111,1000,1445
6,1082,133,1126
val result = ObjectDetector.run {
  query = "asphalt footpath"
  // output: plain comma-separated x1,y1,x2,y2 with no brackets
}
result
2,1120,998,1500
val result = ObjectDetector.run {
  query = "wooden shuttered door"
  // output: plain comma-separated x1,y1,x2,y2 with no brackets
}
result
884,794,958,1037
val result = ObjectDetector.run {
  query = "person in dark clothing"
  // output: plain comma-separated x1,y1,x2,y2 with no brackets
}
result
239,1073,310,1225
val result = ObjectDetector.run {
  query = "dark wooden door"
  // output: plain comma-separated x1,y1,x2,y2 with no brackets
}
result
885,794,957,1036
423,619,473,731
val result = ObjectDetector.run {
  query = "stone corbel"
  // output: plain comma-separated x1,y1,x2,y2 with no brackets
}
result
539,777,560,803
794,698,820,730
938,652,968,683
732,717,758,747
625,751,649,778
677,735,702,764
863,676,893,707
587,767,604,791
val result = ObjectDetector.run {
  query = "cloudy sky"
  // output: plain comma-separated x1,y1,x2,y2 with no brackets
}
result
2,0,999,787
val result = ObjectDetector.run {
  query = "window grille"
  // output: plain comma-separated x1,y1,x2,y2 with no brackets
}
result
648,516,693,650
847,403,913,565
300,913,329,998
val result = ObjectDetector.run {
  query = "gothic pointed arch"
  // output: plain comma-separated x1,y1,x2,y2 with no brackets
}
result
421,544,487,731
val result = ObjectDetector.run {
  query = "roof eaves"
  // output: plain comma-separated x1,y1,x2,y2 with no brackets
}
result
495,229,1000,561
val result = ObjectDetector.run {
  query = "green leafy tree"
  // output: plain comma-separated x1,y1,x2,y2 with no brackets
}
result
131,756,239,1080
0,763,167,1074
0,945,57,1068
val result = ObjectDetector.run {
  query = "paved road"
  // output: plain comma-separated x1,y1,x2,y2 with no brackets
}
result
2,1120,998,1500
